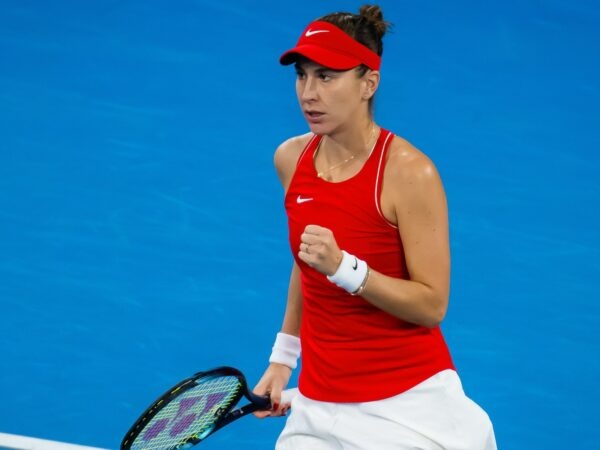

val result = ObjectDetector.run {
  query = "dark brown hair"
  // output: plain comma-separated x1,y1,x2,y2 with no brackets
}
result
319,5,391,111
320,5,389,53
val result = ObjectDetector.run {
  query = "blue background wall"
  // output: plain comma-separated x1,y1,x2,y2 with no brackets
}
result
1,1,598,448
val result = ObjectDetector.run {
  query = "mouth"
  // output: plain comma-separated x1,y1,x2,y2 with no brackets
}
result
304,110,325,122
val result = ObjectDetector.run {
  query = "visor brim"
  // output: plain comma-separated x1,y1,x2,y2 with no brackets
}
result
279,45,363,70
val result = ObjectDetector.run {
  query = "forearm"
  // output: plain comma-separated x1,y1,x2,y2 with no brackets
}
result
299,225,448,328
280,262,302,336
360,270,448,328
268,262,302,371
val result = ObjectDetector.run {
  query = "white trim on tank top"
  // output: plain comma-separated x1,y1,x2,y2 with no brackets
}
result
375,131,399,229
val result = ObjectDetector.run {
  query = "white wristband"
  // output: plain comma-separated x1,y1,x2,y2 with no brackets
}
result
327,250,368,294
269,332,301,369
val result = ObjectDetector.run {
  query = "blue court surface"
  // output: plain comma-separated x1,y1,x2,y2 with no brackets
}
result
1,1,598,449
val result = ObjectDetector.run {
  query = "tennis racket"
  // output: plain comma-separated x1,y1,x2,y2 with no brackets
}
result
121,366,296,450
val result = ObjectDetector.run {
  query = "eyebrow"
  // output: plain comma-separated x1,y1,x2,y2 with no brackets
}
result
294,63,341,74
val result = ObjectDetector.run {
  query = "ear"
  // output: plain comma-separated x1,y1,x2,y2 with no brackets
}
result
361,70,380,100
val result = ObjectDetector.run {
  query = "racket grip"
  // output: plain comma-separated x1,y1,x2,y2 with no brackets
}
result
281,387,299,405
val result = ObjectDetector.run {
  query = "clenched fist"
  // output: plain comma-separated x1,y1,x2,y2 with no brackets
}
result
298,225,343,275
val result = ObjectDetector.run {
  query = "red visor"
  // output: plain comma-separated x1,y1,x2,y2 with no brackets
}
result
280,21,381,71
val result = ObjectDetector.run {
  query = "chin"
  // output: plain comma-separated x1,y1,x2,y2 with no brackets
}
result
307,122,332,136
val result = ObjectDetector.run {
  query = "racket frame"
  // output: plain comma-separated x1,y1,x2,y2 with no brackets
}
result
121,366,271,450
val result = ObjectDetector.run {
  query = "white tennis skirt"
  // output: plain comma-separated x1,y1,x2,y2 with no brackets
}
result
276,369,496,450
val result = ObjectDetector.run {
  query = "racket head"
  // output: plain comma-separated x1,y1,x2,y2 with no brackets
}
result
121,367,267,450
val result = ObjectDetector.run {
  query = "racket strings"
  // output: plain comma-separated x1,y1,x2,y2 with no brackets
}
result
130,375,242,450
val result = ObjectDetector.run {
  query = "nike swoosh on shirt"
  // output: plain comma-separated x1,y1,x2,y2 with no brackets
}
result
296,196,314,204
352,258,358,270
305,29,330,37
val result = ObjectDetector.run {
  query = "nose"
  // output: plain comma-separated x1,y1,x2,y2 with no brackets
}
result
299,75,318,103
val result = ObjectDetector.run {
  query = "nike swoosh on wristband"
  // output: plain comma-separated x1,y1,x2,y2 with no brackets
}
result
305,29,330,37
352,258,358,270
297,195,314,204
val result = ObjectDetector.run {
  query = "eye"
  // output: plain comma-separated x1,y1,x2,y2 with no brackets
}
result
295,71,306,80
318,72,332,81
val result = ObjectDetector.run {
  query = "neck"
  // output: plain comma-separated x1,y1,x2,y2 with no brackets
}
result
314,116,379,180
323,116,377,158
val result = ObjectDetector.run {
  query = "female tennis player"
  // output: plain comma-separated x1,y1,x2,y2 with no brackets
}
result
254,5,497,449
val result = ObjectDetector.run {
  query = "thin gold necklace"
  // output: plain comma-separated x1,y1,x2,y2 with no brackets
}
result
316,123,378,179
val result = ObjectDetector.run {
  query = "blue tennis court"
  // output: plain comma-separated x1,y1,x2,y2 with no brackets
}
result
1,1,598,449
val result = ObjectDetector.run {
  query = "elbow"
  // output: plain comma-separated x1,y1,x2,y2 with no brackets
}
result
423,296,448,329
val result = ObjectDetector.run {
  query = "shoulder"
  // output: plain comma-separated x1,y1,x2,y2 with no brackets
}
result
382,134,446,212
385,135,443,188
274,133,314,190
274,132,314,168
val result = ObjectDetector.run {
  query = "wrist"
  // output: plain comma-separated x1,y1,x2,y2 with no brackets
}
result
326,250,369,294
269,332,301,369
329,250,344,276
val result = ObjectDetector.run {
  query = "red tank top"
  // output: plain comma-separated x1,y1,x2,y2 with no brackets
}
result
285,128,454,402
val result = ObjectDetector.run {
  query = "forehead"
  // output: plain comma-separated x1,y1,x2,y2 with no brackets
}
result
294,57,347,73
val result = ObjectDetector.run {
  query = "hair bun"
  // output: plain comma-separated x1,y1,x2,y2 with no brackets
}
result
359,5,389,38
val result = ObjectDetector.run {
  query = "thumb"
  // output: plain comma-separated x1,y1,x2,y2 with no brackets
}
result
252,381,273,419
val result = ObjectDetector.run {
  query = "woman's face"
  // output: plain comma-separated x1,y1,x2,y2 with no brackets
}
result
295,60,370,135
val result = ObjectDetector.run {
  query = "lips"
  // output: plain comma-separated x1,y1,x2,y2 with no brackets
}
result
304,110,325,123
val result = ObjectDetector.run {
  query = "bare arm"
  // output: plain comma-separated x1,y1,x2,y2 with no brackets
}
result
273,134,311,336
360,146,450,328
298,139,450,328
253,135,309,417
280,261,302,336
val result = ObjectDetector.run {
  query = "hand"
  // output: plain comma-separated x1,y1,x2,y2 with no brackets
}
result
298,225,343,276
253,363,292,418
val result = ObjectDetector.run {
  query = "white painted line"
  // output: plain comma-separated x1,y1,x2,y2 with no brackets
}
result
0,433,108,450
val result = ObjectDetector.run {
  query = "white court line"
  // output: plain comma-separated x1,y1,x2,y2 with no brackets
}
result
0,389,300,449
0,433,108,450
